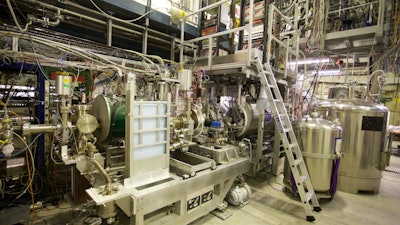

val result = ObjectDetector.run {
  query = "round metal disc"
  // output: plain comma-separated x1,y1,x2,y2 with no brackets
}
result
77,114,98,134
92,95,111,142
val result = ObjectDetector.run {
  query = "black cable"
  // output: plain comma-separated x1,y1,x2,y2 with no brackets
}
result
300,73,318,104
2,77,12,103
308,73,320,111
11,0,28,22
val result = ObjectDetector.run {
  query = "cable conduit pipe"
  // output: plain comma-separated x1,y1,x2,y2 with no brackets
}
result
22,0,175,44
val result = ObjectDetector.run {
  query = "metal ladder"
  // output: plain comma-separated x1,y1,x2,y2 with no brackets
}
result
254,57,321,222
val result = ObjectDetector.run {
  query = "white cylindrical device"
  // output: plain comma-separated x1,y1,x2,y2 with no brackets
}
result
55,75,72,96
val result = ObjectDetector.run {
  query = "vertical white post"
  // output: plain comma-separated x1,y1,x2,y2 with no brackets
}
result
247,0,254,66
107,18,113,47
376,0,384,36
208,36,212,69
180,19,185,69
266,5,274,64
125,72,136,178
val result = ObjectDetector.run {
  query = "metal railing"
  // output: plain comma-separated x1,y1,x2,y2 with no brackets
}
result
327,0,385,35
179,0,255,69
266,4,302,78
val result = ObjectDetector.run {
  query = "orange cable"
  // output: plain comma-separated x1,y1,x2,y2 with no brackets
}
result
8,111,23,123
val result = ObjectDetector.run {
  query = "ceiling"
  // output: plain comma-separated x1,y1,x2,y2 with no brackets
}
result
0,0,199,60
0,0,396,70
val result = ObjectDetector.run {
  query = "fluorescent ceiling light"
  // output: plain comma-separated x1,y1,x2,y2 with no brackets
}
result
287,58,329,65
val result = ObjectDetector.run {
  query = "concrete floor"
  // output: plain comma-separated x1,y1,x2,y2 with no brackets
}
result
190,155,400,225
32,155,400,225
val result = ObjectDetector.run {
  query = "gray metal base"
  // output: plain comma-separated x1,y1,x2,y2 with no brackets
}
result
337,175,381,194
210,209,233,220
87,158,250,225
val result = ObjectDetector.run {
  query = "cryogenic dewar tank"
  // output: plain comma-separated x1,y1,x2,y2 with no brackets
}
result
284,115,342,198
296,115,342,193
315,99,389,194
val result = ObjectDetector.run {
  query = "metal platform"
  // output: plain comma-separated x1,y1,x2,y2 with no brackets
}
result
190,48,263,75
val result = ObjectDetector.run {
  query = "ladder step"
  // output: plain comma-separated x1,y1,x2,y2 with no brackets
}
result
299,175,308,184
263,72,271,77
277,113,287,118
305,192,313,202
273,99,282,103
278,127,291,133
282,128,291,133
293,158,303,166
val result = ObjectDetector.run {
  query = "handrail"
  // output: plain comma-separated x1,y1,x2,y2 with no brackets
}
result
328,0,379,14
270,4,299,33
185,26,248,44
183,0,230,19
327,0,384,36
266,3,303,79
180,0,255,69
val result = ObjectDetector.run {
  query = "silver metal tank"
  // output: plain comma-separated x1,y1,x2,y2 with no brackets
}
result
314,99,389,194
295,115,342,192
284,115,342,195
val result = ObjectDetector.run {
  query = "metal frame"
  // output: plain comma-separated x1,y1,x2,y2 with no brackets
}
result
0,62,46,170
266,4,300,76
86,158,249,225
179,0,255,69
327,0,384,36
266,3,302,175
125,73,171,188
